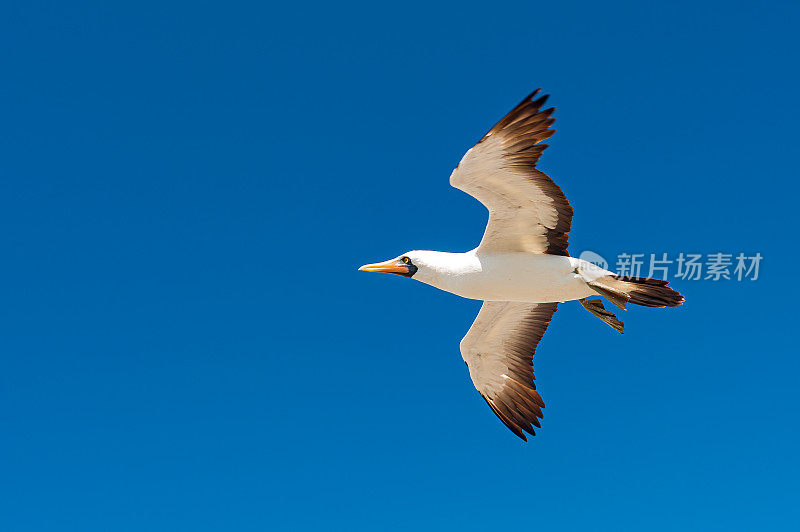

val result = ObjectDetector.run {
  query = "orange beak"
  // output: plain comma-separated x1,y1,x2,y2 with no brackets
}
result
358,257,412,276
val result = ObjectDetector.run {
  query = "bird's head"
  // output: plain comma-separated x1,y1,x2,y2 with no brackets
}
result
358,251,421,278
359,251,462,288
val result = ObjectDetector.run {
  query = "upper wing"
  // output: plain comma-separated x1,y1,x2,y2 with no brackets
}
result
460,301,558,441
449,90,573,255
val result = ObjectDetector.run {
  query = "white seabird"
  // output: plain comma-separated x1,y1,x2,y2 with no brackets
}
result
359,90,684,441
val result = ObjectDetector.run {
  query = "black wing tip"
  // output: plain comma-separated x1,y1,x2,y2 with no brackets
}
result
508,423,531,442
524,88,542,102
520,88,549,108
485,88,556,142
532,93,549,108
483,394,541,442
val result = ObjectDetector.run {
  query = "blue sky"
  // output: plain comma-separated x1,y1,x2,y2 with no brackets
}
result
1,1,799,530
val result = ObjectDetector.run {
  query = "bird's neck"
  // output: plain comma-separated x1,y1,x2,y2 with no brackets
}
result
411,250,480,289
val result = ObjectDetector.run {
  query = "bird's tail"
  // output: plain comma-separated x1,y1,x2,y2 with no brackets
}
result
587,275,684,310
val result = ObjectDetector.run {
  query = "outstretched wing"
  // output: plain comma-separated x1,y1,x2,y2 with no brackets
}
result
460,301,558,441
449,90,573,256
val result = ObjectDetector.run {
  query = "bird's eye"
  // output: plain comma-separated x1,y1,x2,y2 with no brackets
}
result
403,257,410,264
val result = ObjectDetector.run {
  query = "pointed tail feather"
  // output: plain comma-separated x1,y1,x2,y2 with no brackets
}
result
579,298,624,333
587,275,684,310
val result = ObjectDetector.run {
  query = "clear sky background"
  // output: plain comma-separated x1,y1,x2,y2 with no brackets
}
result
2,1,799,530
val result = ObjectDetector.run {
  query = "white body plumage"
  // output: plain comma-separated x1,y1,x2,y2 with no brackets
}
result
407,250,612,303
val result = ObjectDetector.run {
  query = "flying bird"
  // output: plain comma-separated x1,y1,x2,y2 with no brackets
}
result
359,90,684,441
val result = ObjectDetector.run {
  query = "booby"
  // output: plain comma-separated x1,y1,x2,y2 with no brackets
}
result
359,90,684,441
